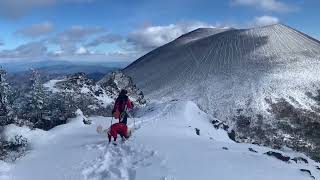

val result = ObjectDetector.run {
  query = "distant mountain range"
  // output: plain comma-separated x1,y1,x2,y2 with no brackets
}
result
0,60,129,73
3,60,130,94
123,24,320,161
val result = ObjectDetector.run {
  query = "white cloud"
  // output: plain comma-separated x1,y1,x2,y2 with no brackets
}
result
50,25,106,53
0,24,134,62
252,15,280,27
16,22,54,38
48,51,137,63
86,34,123,47
75,46,88,55
0,0,94,18
232,0,296,12
56,26,105,42
0,21,230,63
0,40,135,63
0,41,48,58
127,21,215,51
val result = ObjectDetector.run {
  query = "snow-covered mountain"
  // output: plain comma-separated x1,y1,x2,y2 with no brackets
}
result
123,24,320,161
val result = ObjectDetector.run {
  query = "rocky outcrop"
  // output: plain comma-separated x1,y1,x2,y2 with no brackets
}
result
292,157,308,164
248,148,258,153
264,151,291,162
300,169,315,179
41,71,146,129
232,97,320,162
98,71,146,105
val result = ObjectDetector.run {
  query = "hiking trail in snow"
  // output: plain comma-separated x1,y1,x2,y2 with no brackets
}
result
82,142,161,180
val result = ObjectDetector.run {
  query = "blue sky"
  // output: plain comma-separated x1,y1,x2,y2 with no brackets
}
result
0,0,319,63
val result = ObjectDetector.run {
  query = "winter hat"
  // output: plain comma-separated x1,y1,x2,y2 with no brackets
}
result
119,89,128,95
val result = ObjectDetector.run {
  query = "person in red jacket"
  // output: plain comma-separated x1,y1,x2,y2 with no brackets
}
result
112,89,133,124
108,123,131,143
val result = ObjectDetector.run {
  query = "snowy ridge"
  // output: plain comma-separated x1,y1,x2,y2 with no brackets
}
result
2,100,319,180
174,27,232,45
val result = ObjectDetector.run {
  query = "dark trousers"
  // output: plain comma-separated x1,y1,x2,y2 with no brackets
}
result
120,112,128,124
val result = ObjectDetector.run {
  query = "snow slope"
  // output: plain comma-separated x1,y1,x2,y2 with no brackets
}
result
1,100,319,180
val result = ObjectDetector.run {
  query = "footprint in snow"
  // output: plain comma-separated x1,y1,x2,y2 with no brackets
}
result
82,142,157,180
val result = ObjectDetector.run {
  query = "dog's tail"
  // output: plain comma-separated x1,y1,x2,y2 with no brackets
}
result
126,128,134,139
96,125,103,134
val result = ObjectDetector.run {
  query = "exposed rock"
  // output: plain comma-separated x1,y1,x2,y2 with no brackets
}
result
306,90,320,106
98,71,146,105
211,119,220,128
234,114,251,129
291,157,308,164
211,119,229,131
222,147,228,150
265,98,320,162
55,72,94,91
300,169,315,179
228,130,237,142
264,151,290,162
83,118,92,125
230,96,320,162
170,99,179,102
248,148,258,153
195,128,200,136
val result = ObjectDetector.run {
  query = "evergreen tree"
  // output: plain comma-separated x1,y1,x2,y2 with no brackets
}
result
0,67,13,126
61,89,77,118
26,69,46,126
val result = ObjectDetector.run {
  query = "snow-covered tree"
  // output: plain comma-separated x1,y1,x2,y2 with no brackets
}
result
60,89,77,118
25,69,46,126
0,67,14,126
46,89,76,125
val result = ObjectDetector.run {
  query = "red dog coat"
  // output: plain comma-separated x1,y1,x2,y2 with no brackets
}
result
108,123,130,142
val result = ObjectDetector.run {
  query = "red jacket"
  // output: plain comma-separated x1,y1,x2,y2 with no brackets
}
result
112,94,133,119
108,123,129,142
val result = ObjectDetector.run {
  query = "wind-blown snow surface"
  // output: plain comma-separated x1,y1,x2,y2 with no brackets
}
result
1,101,320,180
123,24,320,160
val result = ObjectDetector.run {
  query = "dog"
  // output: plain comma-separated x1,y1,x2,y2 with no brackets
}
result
106,123,132,143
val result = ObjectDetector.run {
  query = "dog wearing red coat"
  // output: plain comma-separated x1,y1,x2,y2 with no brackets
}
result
107,123,131,143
